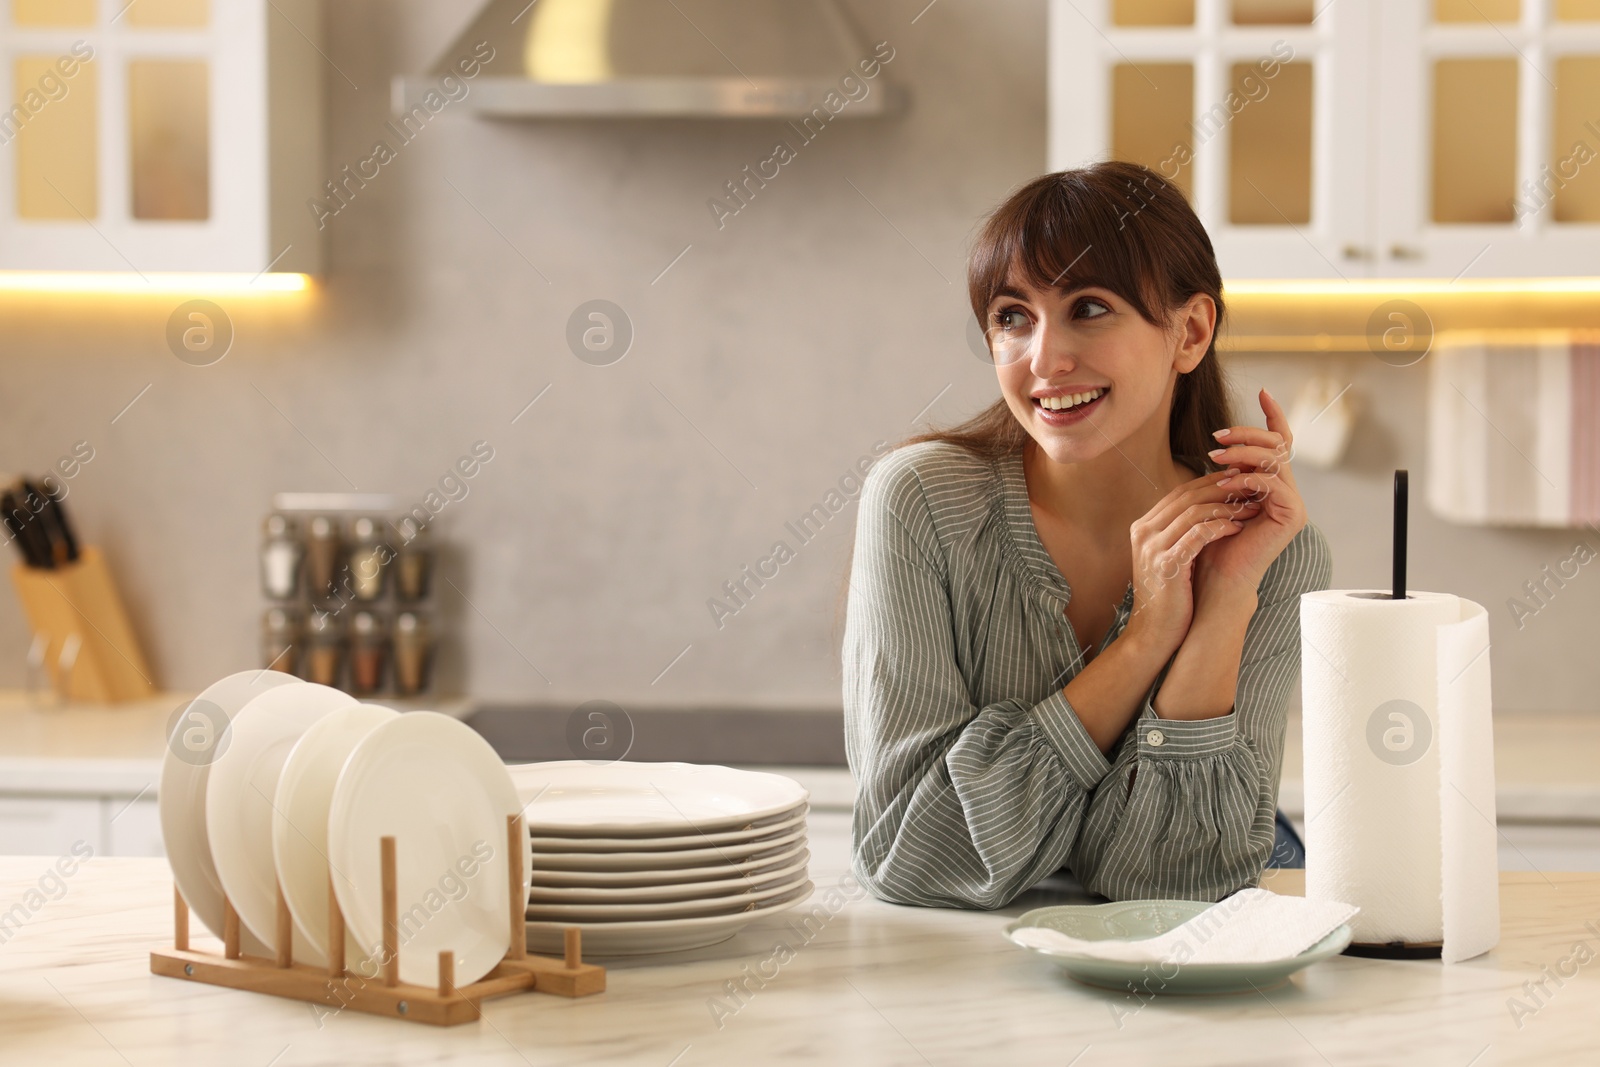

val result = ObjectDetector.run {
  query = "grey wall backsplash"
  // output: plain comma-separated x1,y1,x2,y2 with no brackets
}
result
1,1,1594,714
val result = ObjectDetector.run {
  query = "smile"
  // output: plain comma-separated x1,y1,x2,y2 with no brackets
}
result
1032,387,1108,422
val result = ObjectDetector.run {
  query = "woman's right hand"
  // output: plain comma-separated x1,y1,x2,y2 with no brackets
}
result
1123,469,1261,660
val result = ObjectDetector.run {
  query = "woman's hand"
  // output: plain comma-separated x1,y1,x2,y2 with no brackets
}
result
1196,387,1308,595
1124,470,1263,660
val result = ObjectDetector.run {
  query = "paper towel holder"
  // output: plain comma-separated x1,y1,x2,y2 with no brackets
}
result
1348,470,1414,602
1343,939,1443,960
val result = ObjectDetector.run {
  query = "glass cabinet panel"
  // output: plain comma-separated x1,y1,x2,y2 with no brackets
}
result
1112,62,1194,196
11,0,95,26
1228,61,1312,224
125,0,210,28
1112,0,1193,26
1551,57,1600,222
129,61,210,221
1431,58,1518,223
1231,0,1314,24
14,56,98,219
1433,0,1520,21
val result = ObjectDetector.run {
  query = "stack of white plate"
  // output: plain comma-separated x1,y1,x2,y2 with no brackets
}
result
159,671,530,988
509,761,813,957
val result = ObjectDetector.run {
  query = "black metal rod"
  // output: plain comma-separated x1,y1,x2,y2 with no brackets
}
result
1393,469,1408,601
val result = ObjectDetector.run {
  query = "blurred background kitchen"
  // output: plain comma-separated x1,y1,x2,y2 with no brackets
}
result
1,0,1597,863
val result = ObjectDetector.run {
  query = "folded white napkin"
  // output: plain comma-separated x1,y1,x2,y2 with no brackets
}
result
1010,889,1359,965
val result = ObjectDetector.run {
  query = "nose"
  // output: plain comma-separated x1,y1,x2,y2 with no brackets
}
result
1027,316,1077,379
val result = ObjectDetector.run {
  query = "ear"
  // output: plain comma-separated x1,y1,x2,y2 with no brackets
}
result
1172,293,1216,374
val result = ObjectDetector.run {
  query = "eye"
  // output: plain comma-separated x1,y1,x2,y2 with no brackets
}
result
1075,297,1111,319
991,307,1030,331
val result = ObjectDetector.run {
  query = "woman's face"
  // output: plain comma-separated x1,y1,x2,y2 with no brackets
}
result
984,275,1211,466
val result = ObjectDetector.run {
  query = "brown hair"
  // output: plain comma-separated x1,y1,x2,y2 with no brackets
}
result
908,159,1232,464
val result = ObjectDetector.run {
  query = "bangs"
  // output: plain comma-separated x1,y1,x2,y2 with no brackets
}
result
968,173,1167,326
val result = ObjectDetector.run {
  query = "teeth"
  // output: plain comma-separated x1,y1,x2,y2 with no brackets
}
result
1038,388,1105,411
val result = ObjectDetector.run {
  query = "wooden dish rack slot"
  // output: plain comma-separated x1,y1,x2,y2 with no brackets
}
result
150,814,604,1026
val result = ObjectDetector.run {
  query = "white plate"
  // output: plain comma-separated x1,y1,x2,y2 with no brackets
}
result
159,670,300,957
525,882,815,957
510,761,809,836
526,872,811,921
526,851,811,903
526,807,808,853
528,844,809,889
205,682,355,964
329,712,530,988
529,825,807,872
271,703,399,968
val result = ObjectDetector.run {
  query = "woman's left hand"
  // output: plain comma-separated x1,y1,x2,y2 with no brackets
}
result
1194,386,1307,593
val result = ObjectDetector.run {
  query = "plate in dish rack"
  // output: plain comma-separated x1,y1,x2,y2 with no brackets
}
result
1003,900,1353,995
159,670,300,959
329,712,531,988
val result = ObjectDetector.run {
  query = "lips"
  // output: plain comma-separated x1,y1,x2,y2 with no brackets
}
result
1031,386,1109,423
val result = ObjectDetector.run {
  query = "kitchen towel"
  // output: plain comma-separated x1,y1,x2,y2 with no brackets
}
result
1427,330,1600,527
1299,589,1500,963
1009,889,1358,964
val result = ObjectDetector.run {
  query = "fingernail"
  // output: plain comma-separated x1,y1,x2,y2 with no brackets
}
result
1212,429,1229,439
1207,448,1226,459
1216,475,1234,486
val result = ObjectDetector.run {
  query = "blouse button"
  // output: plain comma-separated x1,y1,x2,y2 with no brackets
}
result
1146,729,1166,747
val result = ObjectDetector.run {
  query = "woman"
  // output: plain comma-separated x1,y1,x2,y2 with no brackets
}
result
841,161,1331,909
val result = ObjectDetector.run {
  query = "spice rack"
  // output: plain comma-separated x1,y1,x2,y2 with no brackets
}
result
151,815,603,1026
259,493,438,699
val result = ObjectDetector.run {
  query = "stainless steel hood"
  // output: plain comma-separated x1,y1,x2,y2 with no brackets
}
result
392,0,903,119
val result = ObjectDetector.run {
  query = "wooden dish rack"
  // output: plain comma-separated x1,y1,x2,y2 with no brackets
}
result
150,814,604,1026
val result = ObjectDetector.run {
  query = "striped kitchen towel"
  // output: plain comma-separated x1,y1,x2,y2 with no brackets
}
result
1427,330,1600,527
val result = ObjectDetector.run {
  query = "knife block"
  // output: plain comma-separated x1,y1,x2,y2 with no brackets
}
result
9,545,156,703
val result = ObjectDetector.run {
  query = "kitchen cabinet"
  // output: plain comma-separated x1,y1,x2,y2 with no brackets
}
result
1048,0,1600,279
0,0,322,274
0,792,165,858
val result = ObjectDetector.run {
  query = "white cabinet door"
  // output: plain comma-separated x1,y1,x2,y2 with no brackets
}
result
1373,0,1600,277
1048,0,1373,280
0,796,102,857
0,0,320,274
104,795,165,858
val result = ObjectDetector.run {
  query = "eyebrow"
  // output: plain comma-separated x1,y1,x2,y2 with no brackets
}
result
989,281,1096,304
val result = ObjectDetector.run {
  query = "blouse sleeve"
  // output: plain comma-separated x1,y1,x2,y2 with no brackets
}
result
842,454,1119,909
1066,520,1334,902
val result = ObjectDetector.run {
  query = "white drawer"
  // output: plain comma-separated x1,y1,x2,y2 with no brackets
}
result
0,796,103,857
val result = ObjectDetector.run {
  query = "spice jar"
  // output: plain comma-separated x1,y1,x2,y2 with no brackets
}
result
305,610,345,689
260,606,301,676
349,610,389,697
347,516,391,602
393,518,433,602
260,514,302,601
305,515,343,602
392,610,434,696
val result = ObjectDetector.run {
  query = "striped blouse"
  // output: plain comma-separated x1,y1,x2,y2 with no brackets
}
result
841,439,1333,908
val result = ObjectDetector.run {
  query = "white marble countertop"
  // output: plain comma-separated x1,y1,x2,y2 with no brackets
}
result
0,810,1596,1065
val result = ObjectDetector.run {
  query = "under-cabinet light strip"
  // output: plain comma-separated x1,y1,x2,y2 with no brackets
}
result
1224,277,1600,296
0,272,311,294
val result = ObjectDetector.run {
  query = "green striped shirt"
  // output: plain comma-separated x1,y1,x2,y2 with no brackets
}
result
842,440,1332,907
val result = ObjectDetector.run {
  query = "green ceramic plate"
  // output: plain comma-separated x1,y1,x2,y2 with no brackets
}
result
1003,899,1353,995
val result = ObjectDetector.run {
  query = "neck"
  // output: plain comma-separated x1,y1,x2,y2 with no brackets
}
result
1023,422,1193,537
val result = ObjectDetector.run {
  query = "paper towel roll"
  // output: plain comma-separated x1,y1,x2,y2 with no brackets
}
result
1299,589,1499,963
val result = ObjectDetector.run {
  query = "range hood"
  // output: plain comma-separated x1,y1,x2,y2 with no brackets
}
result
393,0,903,119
